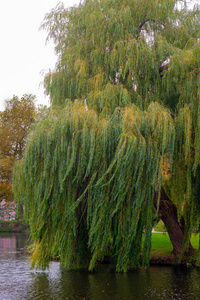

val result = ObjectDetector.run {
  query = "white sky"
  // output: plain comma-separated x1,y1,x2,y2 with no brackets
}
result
0,0,198,112
0,0,80,111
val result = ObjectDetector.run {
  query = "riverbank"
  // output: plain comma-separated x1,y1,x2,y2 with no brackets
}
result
26,231,200,268
0,220,29,232
150,251,198,267
150,232,199,267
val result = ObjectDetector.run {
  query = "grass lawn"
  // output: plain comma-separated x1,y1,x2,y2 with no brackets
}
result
151,232,199,256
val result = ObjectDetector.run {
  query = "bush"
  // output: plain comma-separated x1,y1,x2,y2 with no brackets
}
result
154,220,167,232
0,220,29,232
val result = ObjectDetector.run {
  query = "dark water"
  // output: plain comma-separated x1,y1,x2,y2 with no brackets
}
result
0,233,200,300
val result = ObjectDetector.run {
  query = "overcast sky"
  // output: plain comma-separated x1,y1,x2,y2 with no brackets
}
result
0,0,80,111
0,1,198,112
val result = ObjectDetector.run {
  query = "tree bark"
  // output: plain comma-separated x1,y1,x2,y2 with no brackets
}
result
154,187,195,256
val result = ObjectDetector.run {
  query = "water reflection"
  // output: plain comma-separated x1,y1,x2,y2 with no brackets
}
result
0,233,200,300
142,266,200,300
0,235,16,249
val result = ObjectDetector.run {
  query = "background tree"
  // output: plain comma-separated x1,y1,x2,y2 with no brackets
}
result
13,0,200,271
0,94,36,201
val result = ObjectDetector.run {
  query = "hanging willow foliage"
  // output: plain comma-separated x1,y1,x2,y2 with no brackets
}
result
13,101,174,271
13,0,200,271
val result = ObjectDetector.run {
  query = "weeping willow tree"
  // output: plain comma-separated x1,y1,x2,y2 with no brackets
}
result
13,0,200,271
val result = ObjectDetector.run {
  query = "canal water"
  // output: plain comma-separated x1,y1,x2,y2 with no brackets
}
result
0,233,200,300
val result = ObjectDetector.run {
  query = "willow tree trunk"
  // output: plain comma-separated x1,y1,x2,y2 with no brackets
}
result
154,187,195,256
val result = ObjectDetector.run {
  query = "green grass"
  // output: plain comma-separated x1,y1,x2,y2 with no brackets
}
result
151,232,173,255
151,232,199,256
190,234,199,249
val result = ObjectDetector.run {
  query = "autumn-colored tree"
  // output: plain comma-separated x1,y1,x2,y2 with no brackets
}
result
0,95,36,201
13,0,200,271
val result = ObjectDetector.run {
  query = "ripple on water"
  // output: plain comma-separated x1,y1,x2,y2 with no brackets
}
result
0,234,200,300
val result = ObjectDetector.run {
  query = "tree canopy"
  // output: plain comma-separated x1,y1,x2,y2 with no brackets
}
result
0,95,36,201
13,0,200,271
